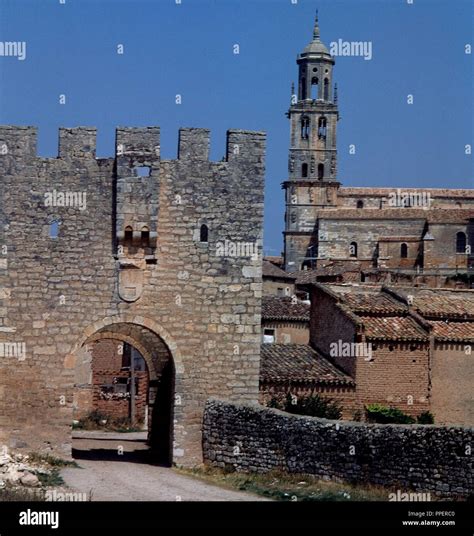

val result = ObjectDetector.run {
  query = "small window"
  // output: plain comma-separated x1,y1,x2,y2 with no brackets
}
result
277,288,284,297
141,226,150,247
318,117,327,139
302,163,308,178
200,224,208,243
124,226,133,245
350,241,358,258
401,243,408,258
301,116,310,139
300,77,306,100
263,328,275,344
357,200,364,209
456,232,467,253
323,78,329,100
135,166,151,177
317,163,324,180
311,77,319,100
49,220,60,239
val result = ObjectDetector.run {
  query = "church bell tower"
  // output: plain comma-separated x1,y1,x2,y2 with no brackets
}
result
283,12,339,272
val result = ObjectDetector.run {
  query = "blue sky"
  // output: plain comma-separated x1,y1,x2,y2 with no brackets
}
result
0,0,472,256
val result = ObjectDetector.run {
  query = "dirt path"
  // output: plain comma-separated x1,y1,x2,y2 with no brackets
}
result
61,435,266,502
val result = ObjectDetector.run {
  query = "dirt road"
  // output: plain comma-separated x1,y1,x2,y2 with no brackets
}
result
61,433,266,502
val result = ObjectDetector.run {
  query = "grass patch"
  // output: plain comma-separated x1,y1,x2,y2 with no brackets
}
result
36,468,64,488
177,466,395,502
27,453,78,468
73,411,143,433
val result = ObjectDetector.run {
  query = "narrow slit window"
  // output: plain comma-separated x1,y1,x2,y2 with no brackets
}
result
318,163,324,180
350,241,358,258
300,77,306,100
456,232,467,253
302,163,308,178
401,243,408,258
49,220,60,239
323,78,329,100
124,226,133,245
141,226,150,247
200,224,209,243
311,77,319,100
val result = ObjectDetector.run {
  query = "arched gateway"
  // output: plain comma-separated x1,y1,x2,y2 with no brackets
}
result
73,316,183,465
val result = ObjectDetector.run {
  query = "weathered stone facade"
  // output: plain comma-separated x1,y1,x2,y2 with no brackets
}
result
0,125,265,466
203,399,473,498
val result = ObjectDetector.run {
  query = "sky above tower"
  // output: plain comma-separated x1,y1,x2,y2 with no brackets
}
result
0,0,472,256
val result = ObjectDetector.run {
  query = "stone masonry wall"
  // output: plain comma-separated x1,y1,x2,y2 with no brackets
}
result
0,125,265,466
203,399,473,498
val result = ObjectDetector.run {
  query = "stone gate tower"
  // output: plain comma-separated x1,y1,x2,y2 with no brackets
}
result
0,125,265,466
284,13,339,272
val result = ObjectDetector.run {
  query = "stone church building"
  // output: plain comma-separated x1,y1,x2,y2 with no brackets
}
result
284,15,474,286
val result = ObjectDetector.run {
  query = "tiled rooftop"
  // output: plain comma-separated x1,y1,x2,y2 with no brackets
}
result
320,284,474,342
359,315,428,341
262,296,310,322
260,343,354,386
262,260,296,280
429,320,474,342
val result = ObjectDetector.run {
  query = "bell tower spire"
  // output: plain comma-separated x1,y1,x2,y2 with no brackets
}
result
283,13,340,272
313,10,320,40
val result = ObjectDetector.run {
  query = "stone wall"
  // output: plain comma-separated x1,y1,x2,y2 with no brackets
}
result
0,125,265,465
203,399,473,498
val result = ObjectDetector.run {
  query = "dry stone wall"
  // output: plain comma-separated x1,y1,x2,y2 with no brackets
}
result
203,399,473,498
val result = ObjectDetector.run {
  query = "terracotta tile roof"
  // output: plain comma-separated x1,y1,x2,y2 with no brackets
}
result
262,260,296,280
264,256,284,267
413,296,474,318
341,292,407,315
429,321,474,342
386,288,474,319
260,343,354,386
323,284,406,315
262,296,310,322
317,284,474,342
359,315,428,341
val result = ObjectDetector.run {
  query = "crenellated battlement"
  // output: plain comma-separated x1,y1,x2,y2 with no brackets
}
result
0,126,266,163
0,125,37,158
59,127,96,159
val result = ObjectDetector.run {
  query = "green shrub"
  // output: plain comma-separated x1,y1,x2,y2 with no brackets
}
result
365,404,415,424
416,411,435,424
284,393,342,420
267,397,282,410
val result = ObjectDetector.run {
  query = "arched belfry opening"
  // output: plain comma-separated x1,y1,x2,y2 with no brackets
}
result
73,321,177,466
